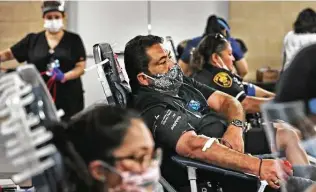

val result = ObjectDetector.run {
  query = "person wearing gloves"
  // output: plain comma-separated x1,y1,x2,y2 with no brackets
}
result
0,0,86,121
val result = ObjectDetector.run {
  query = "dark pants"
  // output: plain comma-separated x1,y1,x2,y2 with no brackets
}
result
245,127,272,155
56,93,84,122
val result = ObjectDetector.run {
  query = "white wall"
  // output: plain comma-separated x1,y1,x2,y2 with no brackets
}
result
67,1,229,107
151,1,229,46
68,1,148,54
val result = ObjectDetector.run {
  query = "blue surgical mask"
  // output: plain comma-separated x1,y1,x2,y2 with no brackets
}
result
144,64,184,95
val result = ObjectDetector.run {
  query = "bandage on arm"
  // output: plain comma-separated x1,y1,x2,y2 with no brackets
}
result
199,135,218,152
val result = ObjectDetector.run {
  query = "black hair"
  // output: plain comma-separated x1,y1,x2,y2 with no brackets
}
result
48,105,141,192
47,121,93,192
67,104,140,165
177,39,190,58
235,38,248,54
42,1,65,17
294,8,316,33
191,34,228,72
124,35,164,93
203,15,230,38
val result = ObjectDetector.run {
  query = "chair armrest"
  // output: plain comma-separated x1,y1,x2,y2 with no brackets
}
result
171,155,258,181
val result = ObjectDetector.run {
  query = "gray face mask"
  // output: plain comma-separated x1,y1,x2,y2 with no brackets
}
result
144,64,184,95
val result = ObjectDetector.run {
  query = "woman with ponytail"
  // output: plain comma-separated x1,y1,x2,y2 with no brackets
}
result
179,15,249,78
49,104,162,192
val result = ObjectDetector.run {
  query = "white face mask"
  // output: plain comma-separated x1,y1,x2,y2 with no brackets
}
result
44,19,63,33
108,165,161,192
103,149,162,192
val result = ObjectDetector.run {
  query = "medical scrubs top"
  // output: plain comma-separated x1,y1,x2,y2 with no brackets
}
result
10,30,86,120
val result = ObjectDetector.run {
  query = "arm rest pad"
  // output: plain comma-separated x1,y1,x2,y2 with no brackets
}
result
171,155,258,181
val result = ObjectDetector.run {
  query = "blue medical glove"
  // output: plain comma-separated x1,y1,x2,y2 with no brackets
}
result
53,68,65,82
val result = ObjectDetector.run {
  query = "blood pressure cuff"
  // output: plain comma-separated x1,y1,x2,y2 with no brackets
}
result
151,109,195,150
244,83,256,96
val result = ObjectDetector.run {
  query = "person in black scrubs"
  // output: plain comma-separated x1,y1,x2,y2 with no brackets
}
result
0,1,86,121
190,33,274,114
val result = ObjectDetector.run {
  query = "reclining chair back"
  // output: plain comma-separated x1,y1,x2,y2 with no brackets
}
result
93,43,131,108
165,36,179,61
92,43,177,192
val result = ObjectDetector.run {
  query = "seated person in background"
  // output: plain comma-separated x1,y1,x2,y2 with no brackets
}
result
49,105,162,192
282,8,316,72
176,39,190,60
235,38,248,55
179,15,249,78
190,33,275,114
124,34,314,191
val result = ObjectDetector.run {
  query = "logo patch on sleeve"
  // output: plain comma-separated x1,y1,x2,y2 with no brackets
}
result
213,72,232,88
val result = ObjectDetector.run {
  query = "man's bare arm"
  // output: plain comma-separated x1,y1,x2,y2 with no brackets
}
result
175,131,288,189
176,131,258,173
207,90,245,122
207,91,246,152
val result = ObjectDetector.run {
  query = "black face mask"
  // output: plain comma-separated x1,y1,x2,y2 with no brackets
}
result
145,64,184,95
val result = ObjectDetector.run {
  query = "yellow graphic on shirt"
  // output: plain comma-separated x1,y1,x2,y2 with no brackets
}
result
213,72,232,88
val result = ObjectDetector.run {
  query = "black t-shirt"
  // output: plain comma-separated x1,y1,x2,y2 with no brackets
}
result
193,65,247,102
133,77,227,189
10,30,86,119
275,44,316,114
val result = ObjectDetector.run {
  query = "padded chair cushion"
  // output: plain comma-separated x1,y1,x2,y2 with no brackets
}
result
171,155,258,181
93,43,132,107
